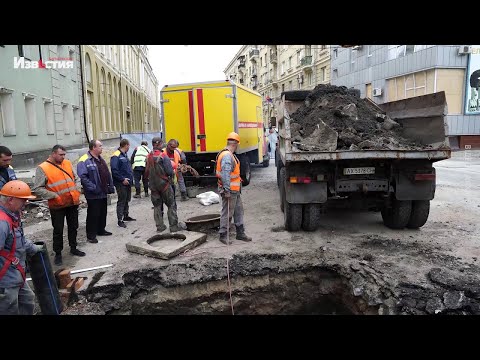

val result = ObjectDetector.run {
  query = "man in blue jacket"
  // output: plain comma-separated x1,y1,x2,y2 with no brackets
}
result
110,139,135,228
0,146,17,190
0,180,43,315
77,139,115,243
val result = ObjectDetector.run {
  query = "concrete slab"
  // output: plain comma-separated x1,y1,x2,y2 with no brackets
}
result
126,230,207,260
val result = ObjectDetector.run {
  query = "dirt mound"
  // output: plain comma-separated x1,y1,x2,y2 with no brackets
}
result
289,84,430,151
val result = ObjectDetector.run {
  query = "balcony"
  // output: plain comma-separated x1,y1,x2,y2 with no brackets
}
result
249,48,259,60
300,55,313,71
270,53,278,64
300,55,312,66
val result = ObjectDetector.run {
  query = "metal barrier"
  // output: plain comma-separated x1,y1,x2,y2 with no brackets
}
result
120,132,162,157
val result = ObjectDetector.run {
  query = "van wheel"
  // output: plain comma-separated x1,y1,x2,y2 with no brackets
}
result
240,155,251,186
263,157,270,168
302,204,321,231
406,200,430,229
381,199,412,229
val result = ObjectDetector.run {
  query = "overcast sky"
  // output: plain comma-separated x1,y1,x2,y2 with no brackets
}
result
148,45,241,90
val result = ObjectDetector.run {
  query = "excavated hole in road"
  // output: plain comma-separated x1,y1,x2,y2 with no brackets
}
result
119,268,379,315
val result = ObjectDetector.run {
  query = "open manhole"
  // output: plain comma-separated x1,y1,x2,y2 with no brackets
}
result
96,267,381,315
146,233,187,248
185,214,220,232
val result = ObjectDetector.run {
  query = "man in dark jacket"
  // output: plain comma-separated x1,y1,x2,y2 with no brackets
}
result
110,139,135,228
77,139,115,243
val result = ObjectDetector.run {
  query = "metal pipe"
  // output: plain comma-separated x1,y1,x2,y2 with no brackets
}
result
26,264,113,281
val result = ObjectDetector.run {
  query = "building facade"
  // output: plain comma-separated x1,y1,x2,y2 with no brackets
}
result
224,45,330,127
330,45,480,148
0,45,86,164
82,45,160,141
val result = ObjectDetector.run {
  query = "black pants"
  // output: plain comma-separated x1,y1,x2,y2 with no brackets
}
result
133,168,148,194
49,205,79,254
115,184,131,221
86,198,107,239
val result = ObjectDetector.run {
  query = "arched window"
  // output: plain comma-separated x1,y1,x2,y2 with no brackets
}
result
85,53,92,84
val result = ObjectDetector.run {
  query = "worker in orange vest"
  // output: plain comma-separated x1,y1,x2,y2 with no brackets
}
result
32,145,85,266
163,139,184,200
216,132,252,245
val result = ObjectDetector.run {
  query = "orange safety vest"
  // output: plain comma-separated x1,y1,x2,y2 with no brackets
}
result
163,148,180,168
38,159,81,209
215,149,241,192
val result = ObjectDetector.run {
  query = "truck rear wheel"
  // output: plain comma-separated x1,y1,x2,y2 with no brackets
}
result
284,200,302,231
381,199,412,229
277,161,283,188
279,168,286,212
302,204,321,231
240,155,251,186
406,200,430,229
262,155,270,168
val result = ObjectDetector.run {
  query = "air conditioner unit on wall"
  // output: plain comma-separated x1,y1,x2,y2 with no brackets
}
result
372,88,382,97
458,45,472,55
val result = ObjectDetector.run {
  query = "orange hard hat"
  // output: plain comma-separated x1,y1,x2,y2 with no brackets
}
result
227,132,240,144
0,180,36,199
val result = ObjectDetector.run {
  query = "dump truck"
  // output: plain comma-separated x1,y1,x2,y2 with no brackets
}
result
276,89,451,231
160,80,270,186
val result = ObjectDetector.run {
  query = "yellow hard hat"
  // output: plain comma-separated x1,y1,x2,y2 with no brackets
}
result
227,132,240,144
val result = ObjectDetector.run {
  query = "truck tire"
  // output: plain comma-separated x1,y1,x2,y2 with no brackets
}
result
284,198,302,231
240,155,251,186
381,199,412,229
277,161,283,188
279,167,286,212
302,204,321,231
406,200,430,229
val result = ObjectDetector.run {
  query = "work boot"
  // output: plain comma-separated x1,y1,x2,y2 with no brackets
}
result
144,191,149,198
169,222,186,232
54,253,62,266
87,237,98,243
118,220,127,228
70,247,86,257
235,225,252,242
123,216,136,221
180,192,189,201
157,224,167,232
219,233,232,245
133,193,141,199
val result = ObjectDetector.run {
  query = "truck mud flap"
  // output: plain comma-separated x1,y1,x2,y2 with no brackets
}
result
395,171,435,201
285,182,327,204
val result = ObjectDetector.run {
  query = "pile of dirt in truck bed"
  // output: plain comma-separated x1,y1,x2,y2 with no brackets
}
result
289,84,431,151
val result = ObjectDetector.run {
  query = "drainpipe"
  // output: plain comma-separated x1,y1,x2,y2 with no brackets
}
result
119,46,125,136
79,45,90,144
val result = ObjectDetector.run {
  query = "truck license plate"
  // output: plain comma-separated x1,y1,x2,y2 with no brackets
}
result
343,167,375,175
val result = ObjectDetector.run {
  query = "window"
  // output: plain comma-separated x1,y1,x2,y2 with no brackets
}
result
281,61,285,75
333,68,338,80
350,49,356,71
289,80,293,90
282,84,285,92
0,90,15,136
308,72,313,86
333,49,338,59
265,54,267,67
44,99,55,135
73,107,81,134
297,51,301,66
85,54,92,84
62,104,70,135
321,67,326,82
388,45,423,60
288,56,292,69
260,57,263,67
367,45,373,67
321,45,326,50
414,45,434,52
24,95,37,135
387,70,436,102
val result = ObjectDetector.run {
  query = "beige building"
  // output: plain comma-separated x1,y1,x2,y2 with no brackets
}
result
224,45,330,126
82,45,160,141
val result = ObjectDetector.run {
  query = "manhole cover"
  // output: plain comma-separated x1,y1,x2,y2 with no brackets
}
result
185,213,220,232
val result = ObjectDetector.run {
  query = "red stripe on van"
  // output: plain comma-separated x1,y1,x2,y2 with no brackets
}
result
196,89,206,152
188,90,195,151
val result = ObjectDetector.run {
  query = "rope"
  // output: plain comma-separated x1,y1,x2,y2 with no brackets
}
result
39,252,61,315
